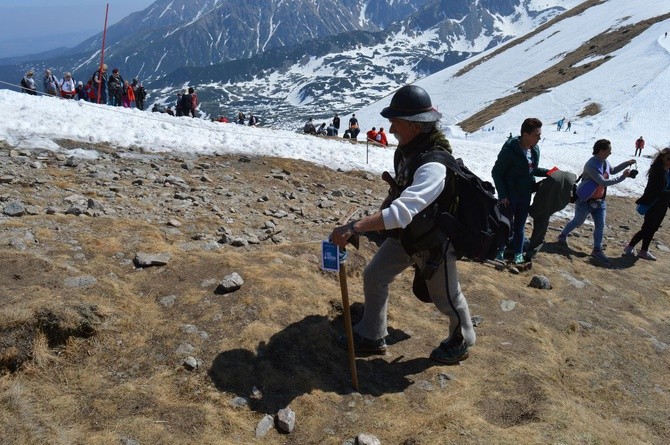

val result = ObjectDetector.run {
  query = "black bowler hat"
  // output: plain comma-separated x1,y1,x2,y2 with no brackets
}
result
381,85,442,122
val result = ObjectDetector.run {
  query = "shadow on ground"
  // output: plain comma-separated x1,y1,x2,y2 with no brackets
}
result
209,309,437,414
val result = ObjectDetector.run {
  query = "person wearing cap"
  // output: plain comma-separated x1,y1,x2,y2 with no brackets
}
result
330,84,476,364
491,118,549,265
20,70,37,95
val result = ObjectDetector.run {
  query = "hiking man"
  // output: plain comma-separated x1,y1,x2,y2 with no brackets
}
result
107,68,124,106
635,136,645,157
332,114,340,136
491,118,549,264
43,69,60,96
330,85,476,364
348,114,360,140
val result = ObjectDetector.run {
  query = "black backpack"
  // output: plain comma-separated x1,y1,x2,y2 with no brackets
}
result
401,151,510,261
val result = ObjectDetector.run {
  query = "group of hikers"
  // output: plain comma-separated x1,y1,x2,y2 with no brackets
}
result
20,66,148,110
150,87,199,118
303,113,389,146
330,85,669,367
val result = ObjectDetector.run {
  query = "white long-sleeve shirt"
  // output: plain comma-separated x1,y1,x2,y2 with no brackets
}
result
381,162,446,230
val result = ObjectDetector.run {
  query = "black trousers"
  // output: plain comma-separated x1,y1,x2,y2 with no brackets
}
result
629,200,668,251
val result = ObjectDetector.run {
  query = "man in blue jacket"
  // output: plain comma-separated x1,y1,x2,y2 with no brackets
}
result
491,118,549,264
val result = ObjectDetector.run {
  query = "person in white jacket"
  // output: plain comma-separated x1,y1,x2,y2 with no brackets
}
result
59,72,76,99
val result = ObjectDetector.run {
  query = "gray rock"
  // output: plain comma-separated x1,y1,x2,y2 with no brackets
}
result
183,356,201,371
3,201,26,217
175,343,195,355
64,275,98,288
215,272,244,294
356,433,381,445
276,407,296,433
0,175,14,183
437,372,455,388
159,295,177,307
500,300,517,312
134,252,171,267
255,414,275,438
529,275,552,289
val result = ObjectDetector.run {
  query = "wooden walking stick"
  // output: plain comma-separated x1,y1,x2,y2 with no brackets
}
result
337,206,360,391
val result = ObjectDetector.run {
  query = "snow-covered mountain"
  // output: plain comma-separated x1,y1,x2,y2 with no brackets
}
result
146,0,581,125
0,0,579,126
352,0,670,151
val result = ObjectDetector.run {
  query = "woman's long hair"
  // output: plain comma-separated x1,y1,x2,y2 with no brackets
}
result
647,147,670,177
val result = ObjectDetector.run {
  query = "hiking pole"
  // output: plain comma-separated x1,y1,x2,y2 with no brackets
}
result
336,206,360,391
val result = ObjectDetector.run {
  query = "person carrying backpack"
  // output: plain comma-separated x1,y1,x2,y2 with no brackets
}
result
330,84,476,365
43,69,60,96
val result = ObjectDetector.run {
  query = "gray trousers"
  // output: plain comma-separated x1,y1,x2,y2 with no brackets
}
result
354,237,476,347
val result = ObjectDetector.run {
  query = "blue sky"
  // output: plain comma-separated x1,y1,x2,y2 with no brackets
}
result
0,0,155,58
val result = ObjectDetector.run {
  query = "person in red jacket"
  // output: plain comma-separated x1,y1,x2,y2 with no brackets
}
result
375,127,388,146
635,136,645,157
366,127,378,141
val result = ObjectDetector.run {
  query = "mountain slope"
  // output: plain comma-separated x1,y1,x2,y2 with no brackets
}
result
351,0,670,147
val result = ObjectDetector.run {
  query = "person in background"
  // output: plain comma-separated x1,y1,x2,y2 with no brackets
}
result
375,127,388,146
330,85,476,365
316,122,327,135
107,68,124,106
304,118,316,135
92,64,108,104
349,114,360,140
558,139,635,265
332,113,340,136
248,113,259,126
366,127,378,141
122,80,135,108
188,87,199,118
133,80,147,110
43,69,60,96
635,136,645,157
20,70,37,95
623,147,670,260
75,81,87,101
491,118,548,264
59,72,76,99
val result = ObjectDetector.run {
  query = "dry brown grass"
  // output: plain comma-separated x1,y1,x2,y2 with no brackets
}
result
1,151,669,444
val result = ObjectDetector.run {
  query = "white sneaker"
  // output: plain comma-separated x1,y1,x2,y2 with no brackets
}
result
622,245,636,257
637,250,657,261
